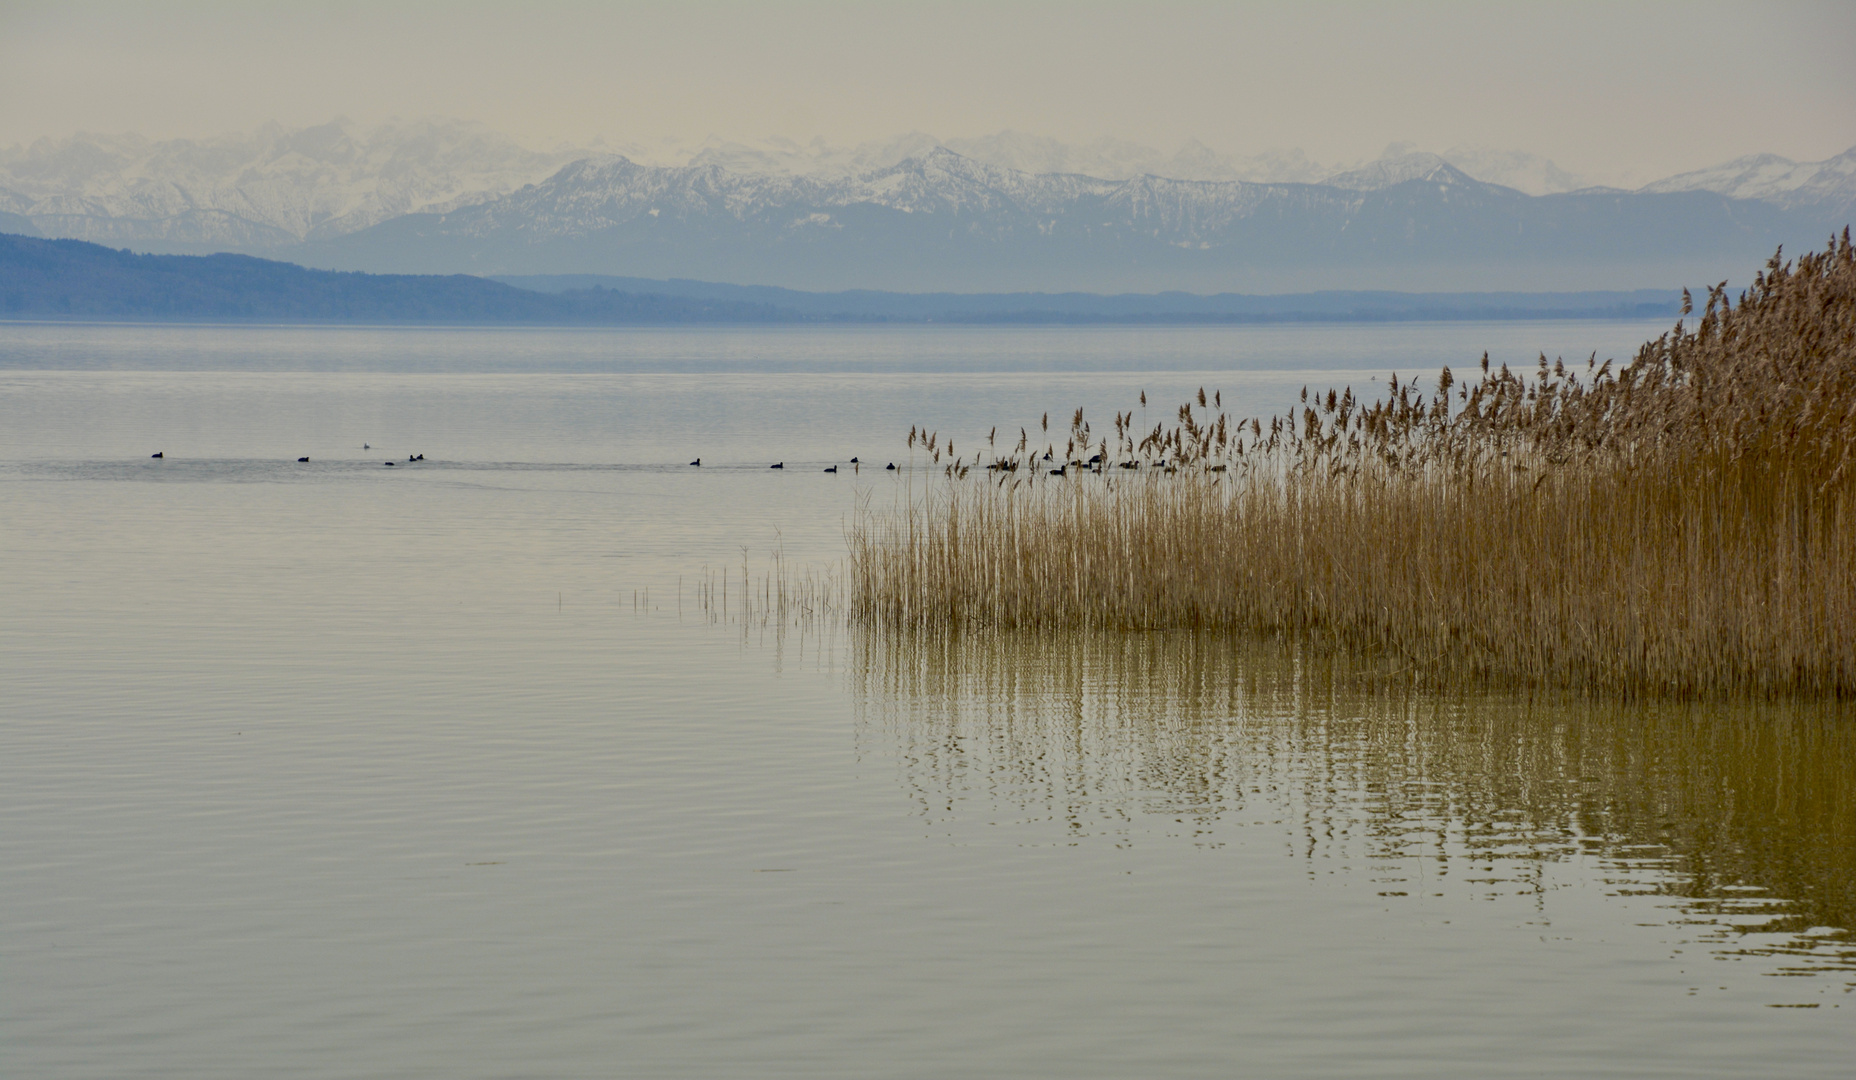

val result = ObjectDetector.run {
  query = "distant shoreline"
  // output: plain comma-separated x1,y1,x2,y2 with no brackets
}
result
2,233,1681,327
0,310,1678,329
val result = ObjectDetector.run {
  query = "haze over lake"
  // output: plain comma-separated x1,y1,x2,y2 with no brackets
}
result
4,321,1851,1079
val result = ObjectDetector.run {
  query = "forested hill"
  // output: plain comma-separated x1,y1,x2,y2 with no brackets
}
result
0,234,796,324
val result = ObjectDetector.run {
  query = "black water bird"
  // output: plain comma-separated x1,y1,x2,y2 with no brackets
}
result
1050,466,1066,476
885,462,896,470
363,443,370,449
409,455,416,462
770,462,783,469
385,461,395,467
298,457,309,463
849,457,859,464
150,452,163,459
824,466,838,473
689,458,701,466
415,454,424,461
1088,453,1102,465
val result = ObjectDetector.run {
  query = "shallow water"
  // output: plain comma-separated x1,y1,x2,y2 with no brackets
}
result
2,321,1851,1078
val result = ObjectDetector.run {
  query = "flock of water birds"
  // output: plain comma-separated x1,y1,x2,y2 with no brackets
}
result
142,448,889,470
710,453,1171,476
140,448,1167,474
142,437,1168,476
693,456,894,474
147,444,426,465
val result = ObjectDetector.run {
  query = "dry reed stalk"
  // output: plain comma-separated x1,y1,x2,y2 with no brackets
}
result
691,542,846,627
850,233,1856,698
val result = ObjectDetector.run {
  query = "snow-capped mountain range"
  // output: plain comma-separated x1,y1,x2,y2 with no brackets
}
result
0,119,582,247
1639,148,1856,211
2,120,1850,291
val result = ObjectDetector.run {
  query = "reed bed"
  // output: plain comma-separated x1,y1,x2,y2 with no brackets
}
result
850,233,1856,697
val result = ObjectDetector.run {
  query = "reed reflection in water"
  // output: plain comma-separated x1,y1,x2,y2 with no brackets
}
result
852,627,1856,987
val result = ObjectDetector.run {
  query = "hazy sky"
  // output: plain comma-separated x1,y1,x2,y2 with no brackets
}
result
3,1,1854,181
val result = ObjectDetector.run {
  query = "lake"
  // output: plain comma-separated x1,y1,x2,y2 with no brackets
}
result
2,320,1851,1078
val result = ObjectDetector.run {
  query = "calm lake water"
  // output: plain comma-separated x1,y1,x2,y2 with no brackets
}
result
3,320,1851,1078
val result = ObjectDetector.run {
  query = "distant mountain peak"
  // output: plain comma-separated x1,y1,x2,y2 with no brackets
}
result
1639,145,1856,212
1436,145,1594,195
1322,153,1482,191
